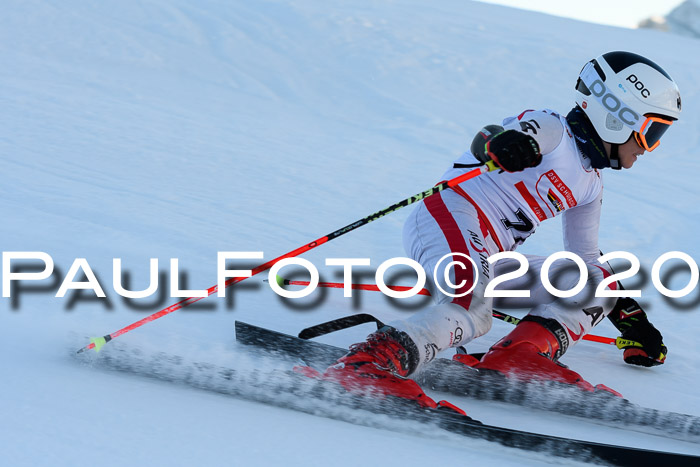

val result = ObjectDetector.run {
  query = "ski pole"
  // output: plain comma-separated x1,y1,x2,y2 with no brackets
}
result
275,277,618,346
77,161,499,353
271,277,432,296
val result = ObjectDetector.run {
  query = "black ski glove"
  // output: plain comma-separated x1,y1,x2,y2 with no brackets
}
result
608,297,667,367
481,129,542,173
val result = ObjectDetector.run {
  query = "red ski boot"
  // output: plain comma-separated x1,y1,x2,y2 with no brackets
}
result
473,316,621,396
318,327,466,413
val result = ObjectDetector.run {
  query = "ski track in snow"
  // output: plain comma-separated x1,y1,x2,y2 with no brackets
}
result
2,0,700,465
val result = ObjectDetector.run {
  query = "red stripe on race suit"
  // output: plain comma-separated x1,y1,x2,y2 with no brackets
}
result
515,181,547,222
449,184,505,252
423,192,475,310
594,265,618,291
517,109,535,121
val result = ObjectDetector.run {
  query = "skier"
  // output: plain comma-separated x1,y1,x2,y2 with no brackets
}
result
322,51,682,408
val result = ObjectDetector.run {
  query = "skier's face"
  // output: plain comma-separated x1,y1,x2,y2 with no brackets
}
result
616,135,646,169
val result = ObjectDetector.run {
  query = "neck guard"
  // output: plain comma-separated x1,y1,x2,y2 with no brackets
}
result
565,107,611,169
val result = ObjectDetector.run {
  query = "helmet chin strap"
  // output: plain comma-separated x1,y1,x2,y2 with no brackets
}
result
609,143,621,170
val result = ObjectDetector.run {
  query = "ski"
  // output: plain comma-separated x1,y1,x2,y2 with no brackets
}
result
235,320,700,442
80,330,700,467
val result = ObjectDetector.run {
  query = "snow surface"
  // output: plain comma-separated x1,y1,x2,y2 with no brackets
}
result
2,0,700,465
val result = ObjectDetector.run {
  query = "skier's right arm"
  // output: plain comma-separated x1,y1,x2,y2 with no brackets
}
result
470,110,565,173
470,125,541,172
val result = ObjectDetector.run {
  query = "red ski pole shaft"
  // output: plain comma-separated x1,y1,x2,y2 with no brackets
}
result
77,162,498,353
489,309,616,345
282,279,432,296
280,278,617,346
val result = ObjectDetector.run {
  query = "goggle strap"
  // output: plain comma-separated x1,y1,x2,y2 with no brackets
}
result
609,143,621,170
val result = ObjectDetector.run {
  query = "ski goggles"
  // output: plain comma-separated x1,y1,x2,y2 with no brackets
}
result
578,62,674,152
632,115,673,152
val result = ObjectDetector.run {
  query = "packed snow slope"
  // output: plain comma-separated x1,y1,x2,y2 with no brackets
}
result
2,1,700,466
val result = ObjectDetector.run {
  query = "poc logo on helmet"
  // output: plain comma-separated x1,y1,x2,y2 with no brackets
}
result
626,74,651,98
589,79,640,127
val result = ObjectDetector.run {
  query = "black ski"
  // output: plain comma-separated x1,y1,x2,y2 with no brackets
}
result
235,320,700,442
82,329,700,467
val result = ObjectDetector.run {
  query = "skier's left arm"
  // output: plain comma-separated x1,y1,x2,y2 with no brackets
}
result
563,191,667,367
561,188,604,265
